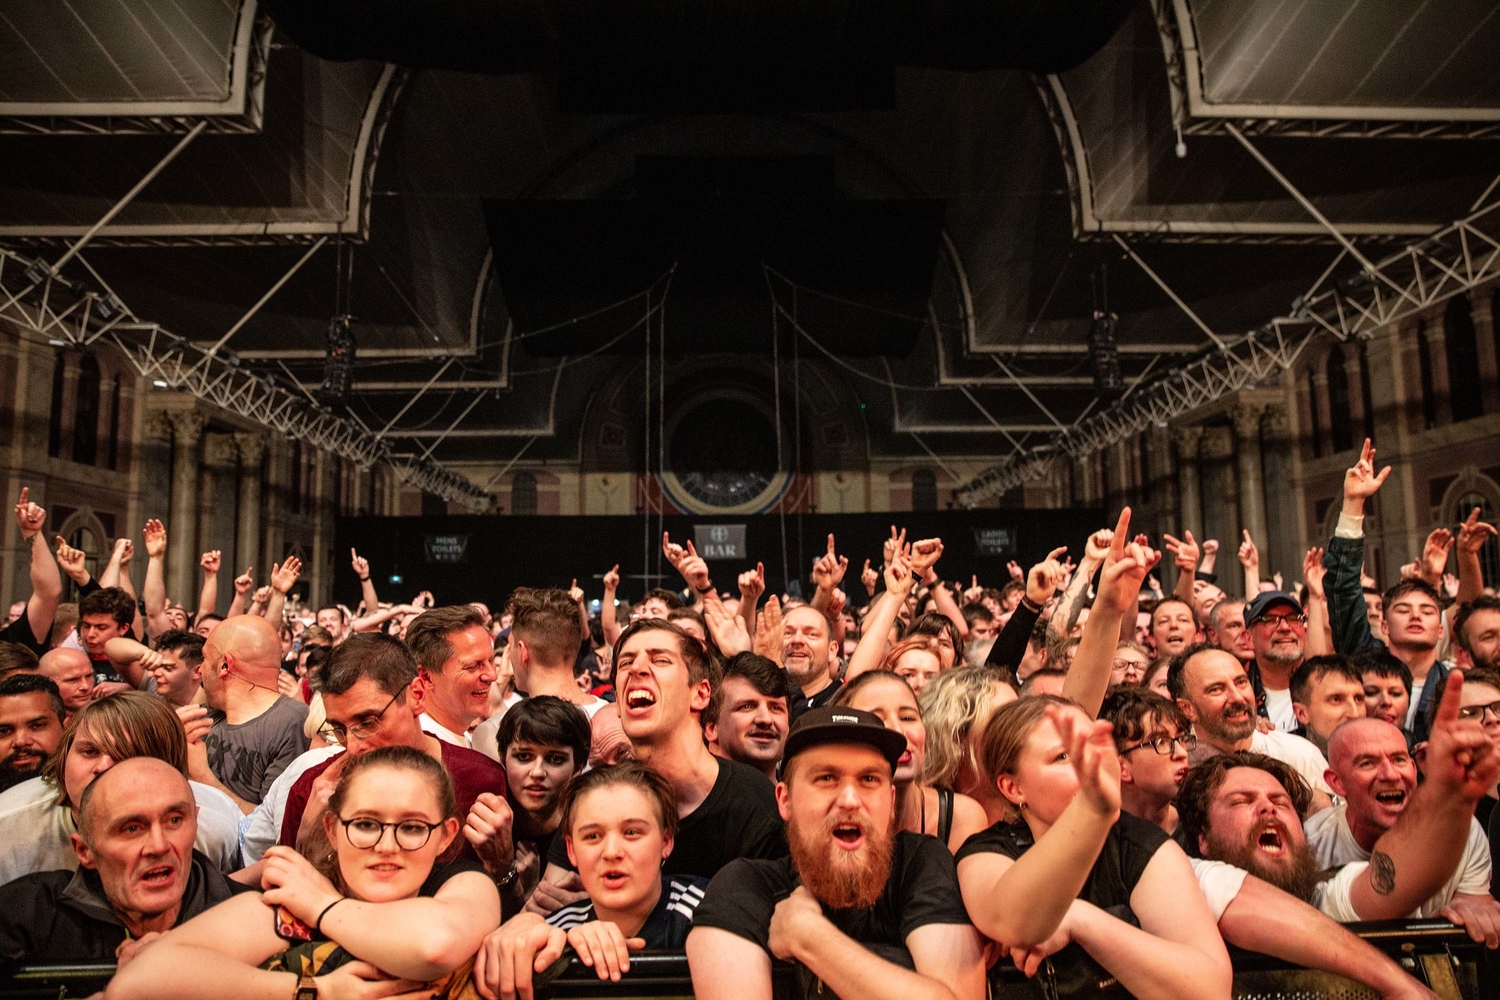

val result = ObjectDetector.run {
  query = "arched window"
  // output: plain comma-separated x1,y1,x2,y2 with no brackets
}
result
1306,368,1325,458
47,352,64,458
1457,491,1500,587
1445,297,1484,422
1358,342,1375,444
911,469,938,511
72,353,100,466
106,376,121,471
1326,349,1354,453
1416,323,1438,430
510,471,538,515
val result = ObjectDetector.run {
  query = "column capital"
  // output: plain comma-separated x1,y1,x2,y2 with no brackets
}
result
1171,424,1205,460
234,432,267,465
1229,402,1266,441
204,433,239,470
1200,426,1235,461
166,409,209,447
1262,405,1291,437
143,410,174,442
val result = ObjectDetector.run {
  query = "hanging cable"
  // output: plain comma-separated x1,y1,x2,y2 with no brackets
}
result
641,285,651,598
792,284,804,586
655,275,667,587
770,277,789,595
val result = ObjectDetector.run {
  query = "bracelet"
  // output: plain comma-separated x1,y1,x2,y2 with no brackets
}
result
1019,595,1043,614
314,897,346,935
695,584,715,594
357,575,369,582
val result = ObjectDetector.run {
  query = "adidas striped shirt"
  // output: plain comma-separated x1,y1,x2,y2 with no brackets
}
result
545,875,709,949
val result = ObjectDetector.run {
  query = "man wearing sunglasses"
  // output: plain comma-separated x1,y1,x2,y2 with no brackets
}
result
274,635,512,889
1245,591,1308,733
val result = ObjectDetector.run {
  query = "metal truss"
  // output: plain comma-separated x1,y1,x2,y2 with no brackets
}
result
955,194,1500,508
0,249,494,511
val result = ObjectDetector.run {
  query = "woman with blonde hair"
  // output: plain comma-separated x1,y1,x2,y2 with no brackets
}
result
0,692,240,883
108,744,500,1000
832,671,988,852
956,696,1229,1000
918,665,1017,824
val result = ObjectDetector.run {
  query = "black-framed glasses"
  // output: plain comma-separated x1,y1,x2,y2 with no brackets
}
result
318,688,405,744
1111,659,1147,676
1458,701,1500,722
336,815,442,851
1252,612,1306,630
1123,733,1197,756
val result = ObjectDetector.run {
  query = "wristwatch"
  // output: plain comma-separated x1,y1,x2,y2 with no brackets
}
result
295,973,318,1000
495,863,519,887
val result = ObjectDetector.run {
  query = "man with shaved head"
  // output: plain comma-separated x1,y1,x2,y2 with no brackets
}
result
0,757,243,969
187,616,308,813
1307,716,1500,941
37,648,95,722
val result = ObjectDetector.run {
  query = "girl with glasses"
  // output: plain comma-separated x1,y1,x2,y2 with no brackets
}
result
108,745,501,1000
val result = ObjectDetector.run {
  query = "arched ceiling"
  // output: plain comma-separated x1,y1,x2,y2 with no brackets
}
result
0,0,1496,501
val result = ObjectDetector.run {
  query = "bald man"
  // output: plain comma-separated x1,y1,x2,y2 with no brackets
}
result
37,648,95,722
187,616,308,813
0,758,242,969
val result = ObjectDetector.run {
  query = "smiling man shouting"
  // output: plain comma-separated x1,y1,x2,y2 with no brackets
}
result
687,706,986,1000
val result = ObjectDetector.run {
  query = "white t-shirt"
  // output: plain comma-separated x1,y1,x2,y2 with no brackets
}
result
1189,858,1250,922
0,775,242,884
1248,729,1335,798
240,744,342,864
1305,802,1491,918
420,713,473,749
1262,687,1298,732
471,694,610,763
1406,683,1425,729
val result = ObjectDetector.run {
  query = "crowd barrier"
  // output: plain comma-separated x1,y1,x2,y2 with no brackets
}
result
1,920,1494,1000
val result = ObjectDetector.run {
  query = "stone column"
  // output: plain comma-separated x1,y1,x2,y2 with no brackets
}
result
166,410,208,604
1470,292,1500,416
1172,426,1204,538
1231,403,1269,554
1199,426,1242,595
235,433,266,584
203,434,240,612
309,450,331,608
58,352,80,458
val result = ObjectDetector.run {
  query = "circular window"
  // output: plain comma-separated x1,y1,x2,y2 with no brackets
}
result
659,396,791,514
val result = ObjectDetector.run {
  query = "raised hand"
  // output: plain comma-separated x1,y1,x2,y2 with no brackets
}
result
909,538,944,581
1303,547,1327,600
861,559,879,597
14,488,44,538
1201,538,1220,559
827,587,847,621
1424,671,1500,802
963,574,984,603
1237,530,1260,572
1007,560,1025,584
233,566,254,595
1083,529,1114,564
738,562,765,603
54,536,88,583
1343,438,1391,511
200,550,221,574
1095,508,1161,614
704,596,752,655
677,543,711,592
754,595,784,663
350,548,370,579
1420,527,1454,585
1026,547,1068,606
811,533,849,592
883,545,916,599
661,532,690,571
602,564,620,591
569,578,586,604
1457,507,1498,556
1048,705,1120,819
270,556,302,594
251,584,272,606
882,526,906,567
114,537,134,566
1162,529,1200,574
142,519,167,558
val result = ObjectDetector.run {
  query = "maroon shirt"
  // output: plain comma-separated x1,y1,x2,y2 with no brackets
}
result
279,741,505,863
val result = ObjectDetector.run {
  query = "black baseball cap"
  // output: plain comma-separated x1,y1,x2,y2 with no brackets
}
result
776,706,909,780
1245,590,1301,623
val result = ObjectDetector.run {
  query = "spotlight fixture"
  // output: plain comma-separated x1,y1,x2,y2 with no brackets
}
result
1089,310,1123,397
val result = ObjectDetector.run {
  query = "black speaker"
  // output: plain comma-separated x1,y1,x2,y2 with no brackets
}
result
317,315,356,404
1090,310,1123,397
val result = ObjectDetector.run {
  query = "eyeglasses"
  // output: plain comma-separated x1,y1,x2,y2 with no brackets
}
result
1122,733,1197,756
1252,612,1306,630
318,688,405,744
336,815,442,851
1111,659,1147,676
1458,701,1500,722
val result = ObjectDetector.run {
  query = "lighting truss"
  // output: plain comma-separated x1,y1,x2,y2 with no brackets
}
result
0,249,494,511
954,196,1500,508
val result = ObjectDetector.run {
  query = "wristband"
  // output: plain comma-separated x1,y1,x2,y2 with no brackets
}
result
1019,595,1043,614
314,897,346,934
357,575,369,582
695,584,715,594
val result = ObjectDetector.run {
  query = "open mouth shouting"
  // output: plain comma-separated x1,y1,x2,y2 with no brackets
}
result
1371,786,1408,810
1253,821,1287,857
623,685,658,717
137,863,177,888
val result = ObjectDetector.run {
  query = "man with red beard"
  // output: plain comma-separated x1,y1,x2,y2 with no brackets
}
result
1310,717,1500,945
1180,672,1500,925
687,707,986,1000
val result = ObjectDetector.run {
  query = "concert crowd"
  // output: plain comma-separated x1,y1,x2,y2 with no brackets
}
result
0,438,1498,1000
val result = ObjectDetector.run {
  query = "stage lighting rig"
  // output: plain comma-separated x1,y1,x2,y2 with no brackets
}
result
1089,309,1123,397
317,314,356,406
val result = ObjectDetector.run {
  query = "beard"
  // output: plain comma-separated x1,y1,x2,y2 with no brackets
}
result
1200,701,1256,744
0,748,46,793
788,808,896,911
1205,822,1322,903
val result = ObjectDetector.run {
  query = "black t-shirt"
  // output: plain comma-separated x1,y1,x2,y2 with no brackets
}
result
546,876,708,949
956,813,1168,998
547,757,787,879
788,679,844,722
692,830,971,956
0,613,45,658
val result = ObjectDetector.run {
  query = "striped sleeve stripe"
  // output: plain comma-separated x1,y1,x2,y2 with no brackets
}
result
546,901,596,930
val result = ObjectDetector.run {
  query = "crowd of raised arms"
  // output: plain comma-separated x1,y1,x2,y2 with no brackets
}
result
2,438,1500,1000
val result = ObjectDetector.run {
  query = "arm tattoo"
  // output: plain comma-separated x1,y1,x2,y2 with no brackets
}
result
1370,850,1397,895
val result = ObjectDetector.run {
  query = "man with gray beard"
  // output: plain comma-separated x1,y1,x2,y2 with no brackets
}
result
1246,591,1307,731
780,605,842,720
687,707,986,1000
